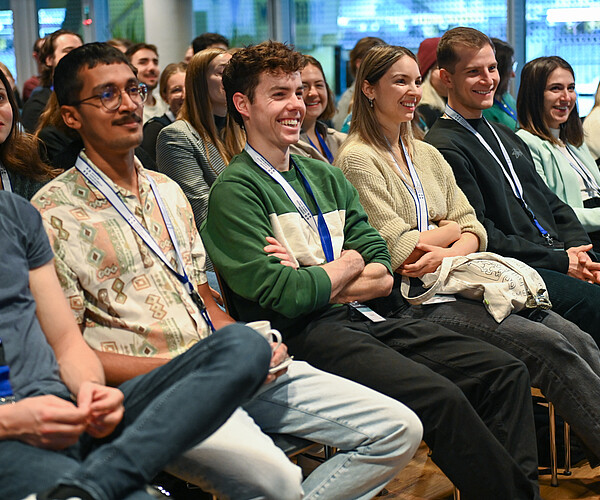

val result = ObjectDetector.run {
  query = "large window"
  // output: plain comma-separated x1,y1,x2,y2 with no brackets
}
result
526,0,600,115
294,0,508,95
192,0,269,47
0,8,15,79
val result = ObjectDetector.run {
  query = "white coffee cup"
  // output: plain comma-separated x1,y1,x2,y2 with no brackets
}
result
246,320,282,352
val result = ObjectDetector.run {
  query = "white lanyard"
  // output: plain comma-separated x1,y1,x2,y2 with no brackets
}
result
245,144,318,234
562,145,600,197
244,144,334,262
0,165,11,193
445,105,553,243
387,138,430,232
75,155,214,331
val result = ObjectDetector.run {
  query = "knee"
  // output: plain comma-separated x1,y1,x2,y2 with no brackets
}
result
216,323,272,377
387,405,423,462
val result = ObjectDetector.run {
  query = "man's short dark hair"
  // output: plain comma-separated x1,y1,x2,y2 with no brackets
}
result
125,43,158,61
54,42,137,107
223,40,304,128
39,29,83,87
437,27,494,73
192,33,229,54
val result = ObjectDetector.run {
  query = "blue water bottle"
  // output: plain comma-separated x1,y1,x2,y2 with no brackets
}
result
0,338,15,405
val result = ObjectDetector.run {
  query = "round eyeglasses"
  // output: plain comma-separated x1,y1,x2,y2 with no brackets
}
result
72,82,148,111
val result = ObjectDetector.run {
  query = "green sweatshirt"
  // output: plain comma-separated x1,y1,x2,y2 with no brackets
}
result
201,151,392,334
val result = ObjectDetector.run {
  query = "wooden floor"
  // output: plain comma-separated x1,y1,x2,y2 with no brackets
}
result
383,442,600,499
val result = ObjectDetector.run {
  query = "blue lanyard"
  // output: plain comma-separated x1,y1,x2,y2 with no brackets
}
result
75,155,215,333
306,128,334,163
0,165,11,193
0,338,14,400
494,97,516,120
445,105,553,245
245,144,334,262
387,137,431,232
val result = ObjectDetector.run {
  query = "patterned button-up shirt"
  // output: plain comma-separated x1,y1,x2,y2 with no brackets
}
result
32,152,210,359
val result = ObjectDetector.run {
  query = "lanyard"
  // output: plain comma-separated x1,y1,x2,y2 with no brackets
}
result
387,138,430,232
445,105,553,245
306,128,334,163
245,144,334,262
0,165,11,193
0,338,14,400
562,145,600,198
494,97,516,120
74,155,215,333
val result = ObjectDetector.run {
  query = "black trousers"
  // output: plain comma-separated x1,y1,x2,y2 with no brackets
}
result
536,267,600,343
285,306,540,500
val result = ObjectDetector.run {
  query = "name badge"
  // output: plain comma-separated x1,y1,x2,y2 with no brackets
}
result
349,301,386,323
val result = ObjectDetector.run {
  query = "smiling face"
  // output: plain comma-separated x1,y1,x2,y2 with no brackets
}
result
207,53,232,116
62,63,144,158
130,48,160,90
0,80,13,145
363,55,422,129
301,63,328,123
165,70,186,115
235,70,305,156
442,43,499,118
543,67,576,129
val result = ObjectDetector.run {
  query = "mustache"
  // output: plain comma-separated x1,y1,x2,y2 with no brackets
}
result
112,113,142,126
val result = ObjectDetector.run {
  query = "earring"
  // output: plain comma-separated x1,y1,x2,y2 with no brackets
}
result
368,98,374,108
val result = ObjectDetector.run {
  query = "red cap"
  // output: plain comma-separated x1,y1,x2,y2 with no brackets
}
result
417,37,441,76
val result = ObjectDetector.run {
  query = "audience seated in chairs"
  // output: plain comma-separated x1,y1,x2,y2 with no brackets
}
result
425,26,600,342
202,39,543,500
31,42,422,500
335,42,600,472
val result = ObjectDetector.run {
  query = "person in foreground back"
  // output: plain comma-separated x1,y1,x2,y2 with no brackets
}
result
516,56,600,252
31,42,421,500
425,27,600,341
0,188,272,500
335,43,600,467
202,39,542,500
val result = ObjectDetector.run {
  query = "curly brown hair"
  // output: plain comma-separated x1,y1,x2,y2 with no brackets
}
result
223,41,305,128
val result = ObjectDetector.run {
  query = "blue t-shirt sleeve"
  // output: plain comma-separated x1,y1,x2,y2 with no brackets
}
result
11,193,54,269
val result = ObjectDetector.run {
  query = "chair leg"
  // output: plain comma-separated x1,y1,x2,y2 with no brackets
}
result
564,421,571,475
324,445,336,460
453,487,460,500
548,400,558,487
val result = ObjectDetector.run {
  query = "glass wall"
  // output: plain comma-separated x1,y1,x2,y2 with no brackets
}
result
192,0,269,47
526,0,600,115
294,0,508,95
0,6,15,79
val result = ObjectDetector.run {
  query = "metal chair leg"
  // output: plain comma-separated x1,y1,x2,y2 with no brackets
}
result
564,422,571,475
548,400,558,487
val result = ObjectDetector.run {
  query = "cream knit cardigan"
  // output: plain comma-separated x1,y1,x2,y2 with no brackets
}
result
334,136,487,271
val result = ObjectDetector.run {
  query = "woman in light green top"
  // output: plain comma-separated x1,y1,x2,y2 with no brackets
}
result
516,56,600,251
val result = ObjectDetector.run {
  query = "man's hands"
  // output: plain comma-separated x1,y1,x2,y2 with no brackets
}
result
2,384,123,450
567,244,600,284
263,342,290,385
77,381,124,438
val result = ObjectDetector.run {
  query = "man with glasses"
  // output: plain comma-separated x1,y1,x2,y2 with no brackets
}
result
31,42,423,500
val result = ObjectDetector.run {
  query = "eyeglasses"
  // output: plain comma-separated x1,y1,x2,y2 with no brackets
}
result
72,82,148,111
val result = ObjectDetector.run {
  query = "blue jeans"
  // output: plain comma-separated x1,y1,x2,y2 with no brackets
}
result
379,288,600,462
1,324,271,500
166,360,423,500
